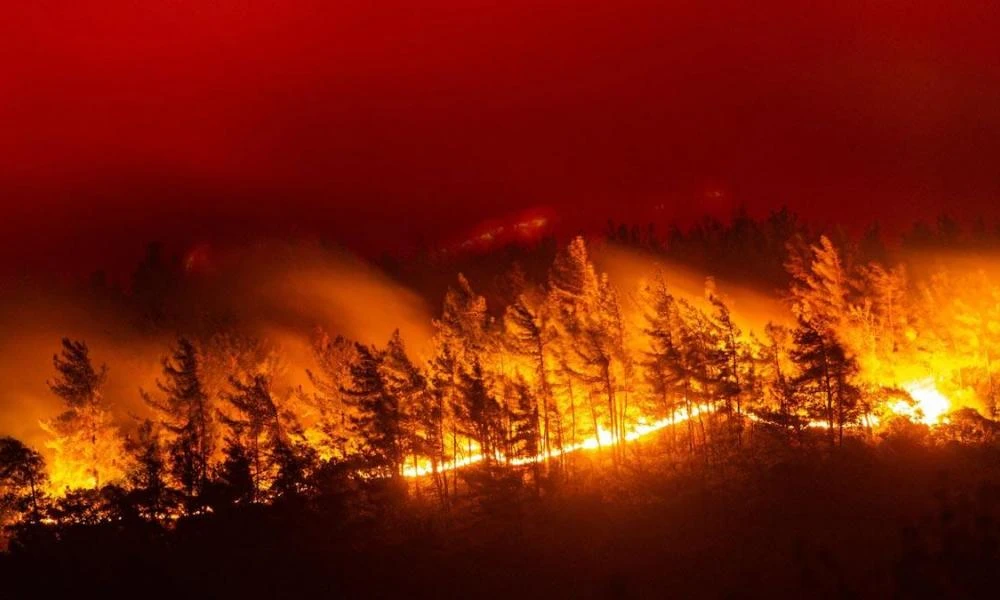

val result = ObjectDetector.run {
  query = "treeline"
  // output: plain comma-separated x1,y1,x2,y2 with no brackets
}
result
5,214,1000,546
604,209,1000,287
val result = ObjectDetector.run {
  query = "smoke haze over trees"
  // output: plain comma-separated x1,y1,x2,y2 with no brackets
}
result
4,210,1000,595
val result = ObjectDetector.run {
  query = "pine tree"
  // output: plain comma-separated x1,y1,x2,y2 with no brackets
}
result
790,317,860,446
786,235,851,330
342,343,405,478
549,238,628,460
847,262,913,426
305,330,358,459
214,434,254,507
381,330,436,482
676,299,722,459
641,276,727,455
144,337,214,508
549,237,600,313
507,377,540,463
270,436,318,501
220,373,287,501
750,323,806,438
640,274,686,428
43,339,125,491
429,342,460,498
0,437,47,524
860,263,909,357
124,420,172,522
430,274,490,476
436,274,488,365
454,360,504,465
786,236,863,446
200,332,284,424
710,295,745,446
504,292,556,463
596,274,633,459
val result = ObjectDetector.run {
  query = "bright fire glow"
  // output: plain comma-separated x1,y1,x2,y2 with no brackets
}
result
403,403,714,478
404,380,958,479
891,378,951,425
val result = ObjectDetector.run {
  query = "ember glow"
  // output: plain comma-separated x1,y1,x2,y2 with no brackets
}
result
5,2,1000,596
895,379,952,425
4,232,997,505
402,404,715,478
6,223,1000,600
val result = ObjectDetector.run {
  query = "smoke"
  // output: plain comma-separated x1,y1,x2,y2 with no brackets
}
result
0,284,167,447
7,233,996,460
185,240,434,351
897,245,1000,282
592,241,792,334
0,240,433,454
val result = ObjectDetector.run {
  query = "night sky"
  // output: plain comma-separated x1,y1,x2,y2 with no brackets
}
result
4,1,1000,275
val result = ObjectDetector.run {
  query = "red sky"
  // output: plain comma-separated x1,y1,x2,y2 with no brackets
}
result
4,1,1000,275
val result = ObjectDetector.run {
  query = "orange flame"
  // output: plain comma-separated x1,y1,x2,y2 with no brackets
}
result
403,403,714,478
891,378,951,425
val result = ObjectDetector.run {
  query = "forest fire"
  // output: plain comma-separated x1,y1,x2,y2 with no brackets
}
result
4,226,992,505
5,221,1000,597
400,373,960,479
894,379,952,425
403,404,715,477
5,0,1000,594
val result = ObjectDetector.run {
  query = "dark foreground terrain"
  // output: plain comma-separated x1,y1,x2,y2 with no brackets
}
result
3,436,1000,599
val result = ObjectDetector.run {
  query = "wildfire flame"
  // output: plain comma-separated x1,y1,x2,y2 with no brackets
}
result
403,379,957,479
403,404,714,478
891,378,952,425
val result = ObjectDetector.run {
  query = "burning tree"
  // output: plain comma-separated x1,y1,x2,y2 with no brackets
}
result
708,294,746,448
342,343,406,479
0,437,47,526
453,359,504,465
786,238,862,445
12,221,1000,544
547,237,609,459
380,330,435,483
504,290,556,465
219,373,308,503
123,419,172,522
42,339,126,493
143,337,214,509
305,330,359,460
790,317,861,446
429,274,491,484
749,323,805,439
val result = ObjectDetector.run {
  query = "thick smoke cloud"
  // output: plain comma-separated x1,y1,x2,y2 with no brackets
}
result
594,243,791,333
0,241,433,454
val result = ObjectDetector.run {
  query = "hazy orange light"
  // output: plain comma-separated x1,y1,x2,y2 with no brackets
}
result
891,378,951,425
403,403,714,478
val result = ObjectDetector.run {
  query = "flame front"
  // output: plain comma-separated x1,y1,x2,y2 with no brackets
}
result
403,378,959,480
18,234,999,503
892,378,952,425
403,404,714,478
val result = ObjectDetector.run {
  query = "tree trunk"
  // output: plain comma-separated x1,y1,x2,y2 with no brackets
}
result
604,366,618,463
588,390,602,453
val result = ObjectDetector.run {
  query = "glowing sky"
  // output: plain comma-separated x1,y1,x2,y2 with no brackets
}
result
4,1,1000,274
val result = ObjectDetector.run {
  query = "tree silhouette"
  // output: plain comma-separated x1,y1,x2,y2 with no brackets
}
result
144,337,214,509
0,437,47,525
343,344,405,479
43,339,125,491
124,420,172,522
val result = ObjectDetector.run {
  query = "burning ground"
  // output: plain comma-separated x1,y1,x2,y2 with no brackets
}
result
3,215,1000,596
